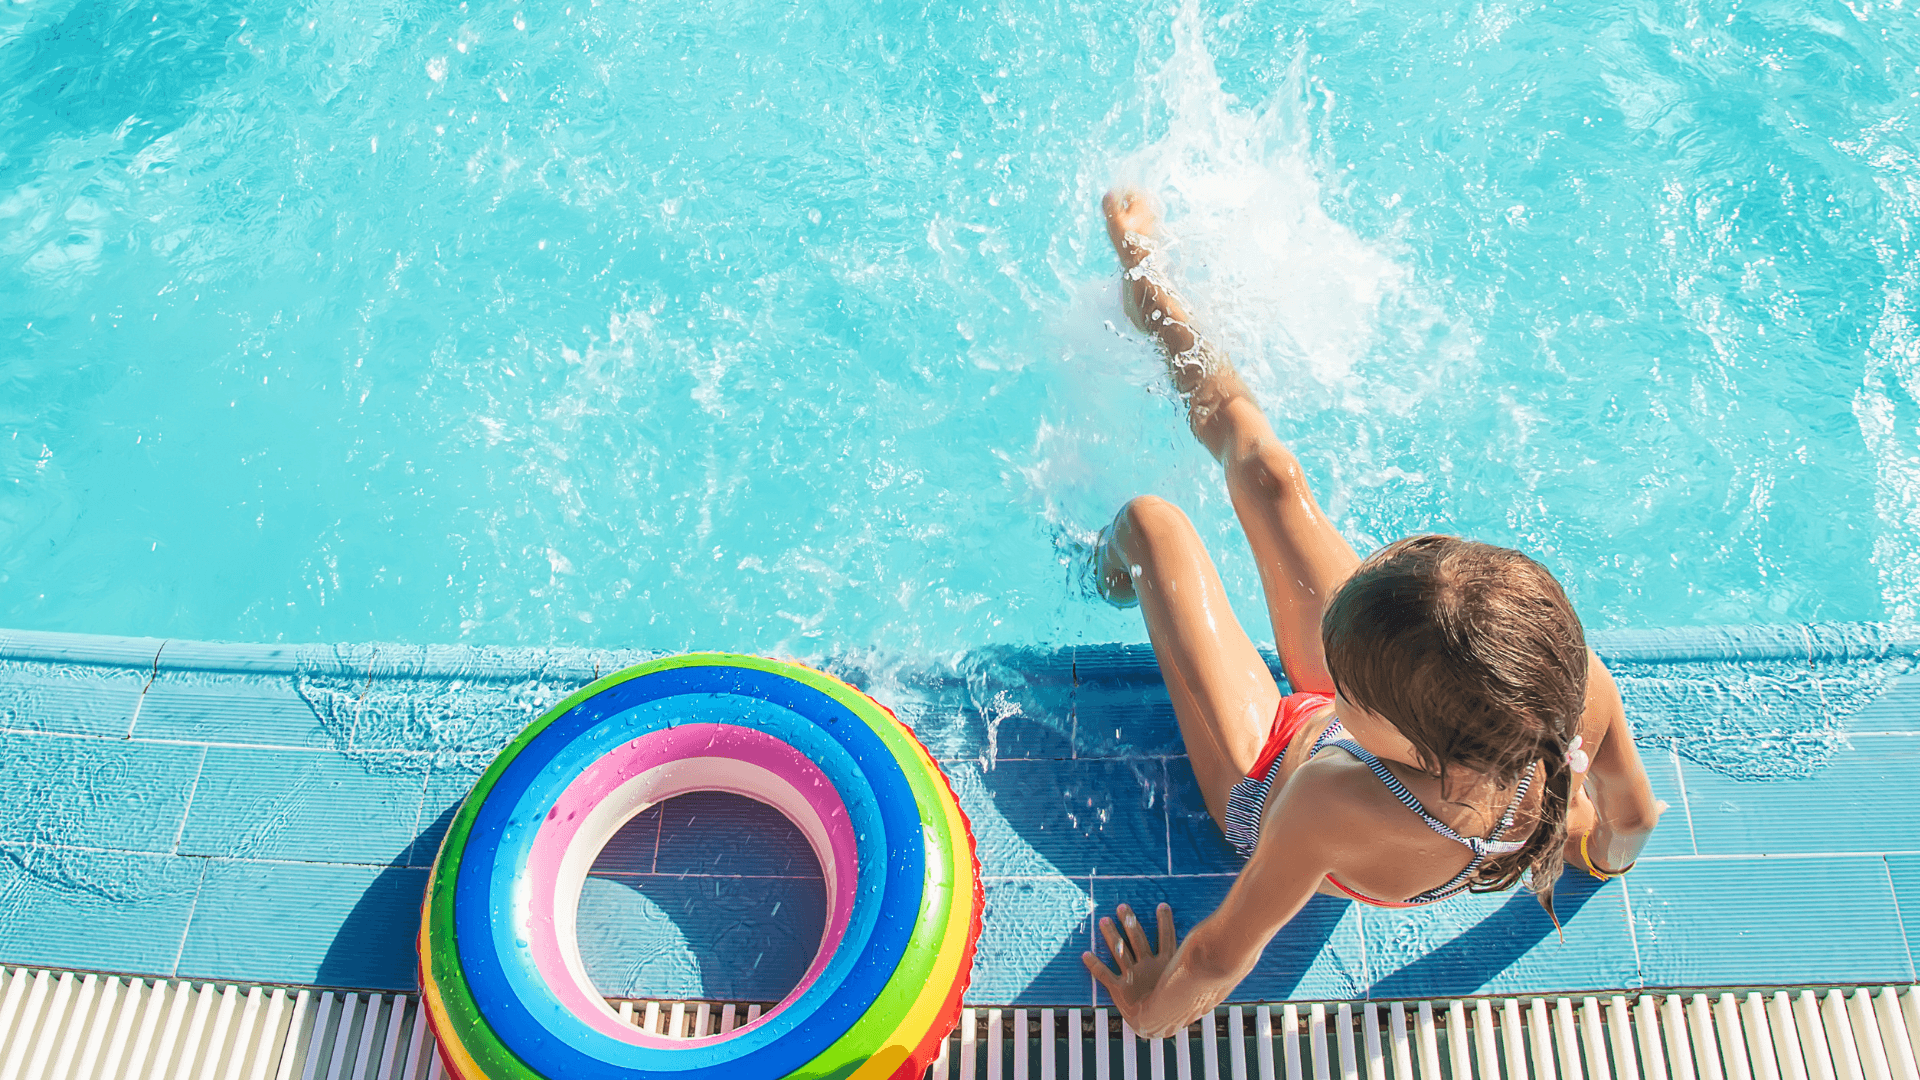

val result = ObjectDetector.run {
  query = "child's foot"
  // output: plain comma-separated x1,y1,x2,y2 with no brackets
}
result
1102,188,1162,262
1103,189,1163,334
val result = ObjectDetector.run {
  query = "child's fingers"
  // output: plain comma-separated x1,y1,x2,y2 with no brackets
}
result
1120,904,1153,960
1083,951,1121,991
1155,902,1177,957
1099,917,1130,970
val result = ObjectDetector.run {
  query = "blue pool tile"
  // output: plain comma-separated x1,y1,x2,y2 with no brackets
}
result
969,647,1078,760
1680,734,1920,857
1627,855,1914,987
834,648,1076,763
592,804,663,876
953,759,1171,878
970,876,1096,1005
1884,854,1920,972
1364,871,1638,998
135,675,331,748
1165,758,1242,873
0,733,204,853
854,676,978,762
1638,741,1694,858
975,711,1078,763
178,860,427,990
1843,674,1920,733
576,872,827,1001
652,791,822,879
179,747,425,864
408,767,478,866
1073,646,1291,760
1089,876,1367,1001
0,667,142,736
0,845,204,974
1073,649,1186,758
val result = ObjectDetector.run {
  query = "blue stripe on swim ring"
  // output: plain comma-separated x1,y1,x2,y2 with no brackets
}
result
475,695,883,1069
454,665,919,1078
451,663,926,1079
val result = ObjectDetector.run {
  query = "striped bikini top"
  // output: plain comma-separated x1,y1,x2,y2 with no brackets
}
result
1314,719,1539,906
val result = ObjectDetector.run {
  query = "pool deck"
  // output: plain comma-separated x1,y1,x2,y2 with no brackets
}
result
1,624,1917,1005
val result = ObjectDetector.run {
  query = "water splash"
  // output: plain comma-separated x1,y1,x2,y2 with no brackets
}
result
1030,0,1442,643
1603,624,1920,780
1109,2,1410,396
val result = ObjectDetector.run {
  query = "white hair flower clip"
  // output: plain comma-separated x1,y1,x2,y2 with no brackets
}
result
1566,735,1590,775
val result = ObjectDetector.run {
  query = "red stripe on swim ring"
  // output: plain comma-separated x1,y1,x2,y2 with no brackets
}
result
522,722,857,1048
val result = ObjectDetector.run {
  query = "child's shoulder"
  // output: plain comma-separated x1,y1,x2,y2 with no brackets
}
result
1272,748,1407,831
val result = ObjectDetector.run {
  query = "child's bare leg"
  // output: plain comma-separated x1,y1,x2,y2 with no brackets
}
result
1102,189,1360,693
1101,496,1281,829
1213,400,1360,694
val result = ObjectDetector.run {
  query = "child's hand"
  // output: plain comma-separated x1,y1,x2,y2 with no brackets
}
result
1083,901,1180,1032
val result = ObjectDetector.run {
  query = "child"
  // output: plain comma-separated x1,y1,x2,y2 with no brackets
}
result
1083,190,1663,1036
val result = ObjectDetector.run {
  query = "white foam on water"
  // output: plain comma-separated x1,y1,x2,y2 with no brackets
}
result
1026,0,1441,615
1107,3,1407,399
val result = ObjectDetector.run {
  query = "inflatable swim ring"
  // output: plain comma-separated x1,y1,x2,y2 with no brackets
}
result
416,653,981,1080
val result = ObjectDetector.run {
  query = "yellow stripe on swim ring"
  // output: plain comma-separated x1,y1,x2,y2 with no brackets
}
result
848,746,982,1079
798,693,978,1080
749,673,974,1080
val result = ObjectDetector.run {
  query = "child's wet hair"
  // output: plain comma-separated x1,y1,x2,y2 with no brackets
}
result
1321,534,1588,896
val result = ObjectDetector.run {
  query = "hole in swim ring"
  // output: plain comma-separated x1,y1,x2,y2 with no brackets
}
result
577,790,828,1023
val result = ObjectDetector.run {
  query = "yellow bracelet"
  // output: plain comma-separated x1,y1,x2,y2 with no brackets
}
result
1580,833,1634,881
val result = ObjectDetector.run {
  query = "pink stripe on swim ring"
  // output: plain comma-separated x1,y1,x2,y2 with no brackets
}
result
521,722,857,1048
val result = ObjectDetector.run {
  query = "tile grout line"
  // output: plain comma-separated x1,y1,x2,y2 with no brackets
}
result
588,870,829,881
13,833,1916,873
347,658,379,753
1620,875,1644,990
0,839,433,872
649,806,664,876
404,771,432,867
170,747,210,854
1163,758,1173,877
1069,645,1079,761
1085,873,1097,1009
124,638,168,740
170,856,212,978
1669,739,1698,856
1353,902,1371,1000
1882,855,1916,983
0,725,477,757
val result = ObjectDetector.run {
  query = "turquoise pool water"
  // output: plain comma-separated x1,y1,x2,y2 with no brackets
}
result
3,0,1916,657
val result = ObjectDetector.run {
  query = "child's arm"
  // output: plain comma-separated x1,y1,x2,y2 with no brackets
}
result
1083,767,1350,1037
1570,652,1663,873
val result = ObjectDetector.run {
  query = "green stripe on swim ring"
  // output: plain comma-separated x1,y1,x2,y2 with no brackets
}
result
417,653,982,1080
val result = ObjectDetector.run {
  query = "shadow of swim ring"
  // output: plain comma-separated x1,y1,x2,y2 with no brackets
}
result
417,653,982,1079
